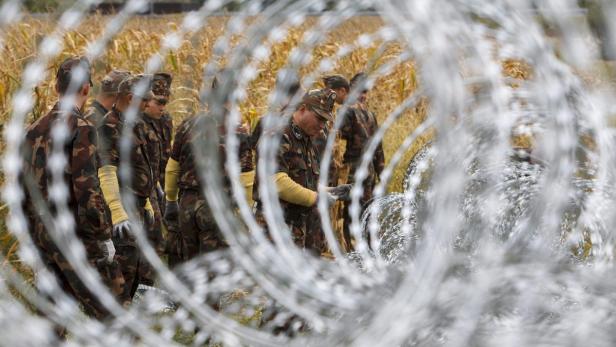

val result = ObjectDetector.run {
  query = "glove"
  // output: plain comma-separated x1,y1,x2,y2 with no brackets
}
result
98,239,116,264
326,192,338,205
156,184,165,202
326,184,353,202
112,220,132,240
156,184,166,211
143,208,154,228
164,200,179,224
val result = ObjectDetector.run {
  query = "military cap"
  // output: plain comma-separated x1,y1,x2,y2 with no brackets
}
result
301,89,337,122
152,72,173,97
323,74,350,90
117,74,154,99
101,69,131,94
56,56,92,94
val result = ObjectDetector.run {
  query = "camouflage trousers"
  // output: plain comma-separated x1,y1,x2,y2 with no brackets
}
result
114,205,156,306
148,194,166,256
28,218,125,320
342,173,377,251
165,217,182,269
254,207,326,255
177,189,228,262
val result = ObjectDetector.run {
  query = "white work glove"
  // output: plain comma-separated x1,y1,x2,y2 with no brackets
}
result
112,220,132,240
98,239,116,264
326,184,353,201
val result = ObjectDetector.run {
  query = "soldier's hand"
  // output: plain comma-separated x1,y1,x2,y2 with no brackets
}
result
144,209,154,228
112,220,132,240
326,192,338,205
98,239,116,264
327,184,353,201
164,200,179,223
156,185,165,204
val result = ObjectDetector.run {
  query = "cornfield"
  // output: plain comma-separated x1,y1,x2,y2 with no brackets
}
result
0,13,541,264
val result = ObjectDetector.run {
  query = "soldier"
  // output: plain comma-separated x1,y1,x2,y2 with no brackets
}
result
252,89,351,254
163,76,254,265
340,72,385,251
97,74,159,305
147,72,173,211
141,73,172,258
85,69,130,129
21,57,124,330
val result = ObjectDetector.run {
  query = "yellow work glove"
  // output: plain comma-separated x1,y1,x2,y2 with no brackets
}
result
273,172,317,207
165,158,181,202
98,165,129,225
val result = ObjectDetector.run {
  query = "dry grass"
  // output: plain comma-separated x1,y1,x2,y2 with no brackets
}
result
0,14,428,193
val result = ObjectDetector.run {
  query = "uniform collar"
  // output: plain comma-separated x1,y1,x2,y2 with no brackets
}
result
53,101,82,116
91,99,109,114
290,119,308,141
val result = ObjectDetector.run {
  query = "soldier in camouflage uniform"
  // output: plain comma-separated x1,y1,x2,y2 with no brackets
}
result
164,77,254,265
21,57,124,328
340,73,385,251
253,89,348,254
146,73,173,210
142,73,174,258
97,74,159,305
85,69,130,129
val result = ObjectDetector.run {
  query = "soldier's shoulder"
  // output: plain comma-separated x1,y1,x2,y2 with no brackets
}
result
75,110,96,128
26,112,52,139
102,109,120,123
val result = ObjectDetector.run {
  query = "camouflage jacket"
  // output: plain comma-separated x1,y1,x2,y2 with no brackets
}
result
142,114,164,186
22,102,112,241
340,104,385,181
98,107,158,199
84,100,109,130
253,119,320,222
171,116,253,194
155,113,173,188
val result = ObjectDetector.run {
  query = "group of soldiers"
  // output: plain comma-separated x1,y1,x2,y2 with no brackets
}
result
20,56,384,329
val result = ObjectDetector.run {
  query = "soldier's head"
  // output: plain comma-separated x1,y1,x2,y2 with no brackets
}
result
350,72,370,103
322,74,349,104
145,72,172,119
55,56,93,109
294,89,336,137
97,69,130,108
115,74,154,113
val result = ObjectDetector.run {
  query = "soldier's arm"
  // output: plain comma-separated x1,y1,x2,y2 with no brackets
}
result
72,122,113,241
97,119,129,225
272,133,317,207
164,158,181,202
273,172,317,206
164,122,185,202
372,113,385,176
340,109,356,166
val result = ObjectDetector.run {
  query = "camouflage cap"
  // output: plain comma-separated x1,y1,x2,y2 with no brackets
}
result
101,69,131,94
117,74,154,100
323,74,350,91
301,89,337,122
56,56,92,94
152,72,173,97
